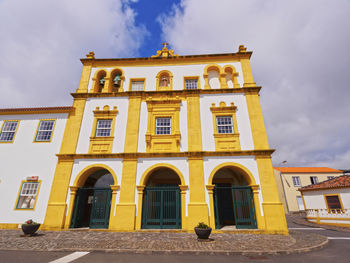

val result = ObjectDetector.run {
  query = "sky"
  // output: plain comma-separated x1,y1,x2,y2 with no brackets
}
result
0,0,349,169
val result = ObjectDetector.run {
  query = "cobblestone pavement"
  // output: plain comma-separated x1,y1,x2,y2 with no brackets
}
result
289,213,350,232
0,229,327,255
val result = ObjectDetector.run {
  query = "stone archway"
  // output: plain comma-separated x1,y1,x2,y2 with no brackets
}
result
69,166,116,229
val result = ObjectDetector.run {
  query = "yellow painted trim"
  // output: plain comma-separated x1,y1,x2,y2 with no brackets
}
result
241,58,256,87
145,98,181,152
128,78,146,91
89,106,118,154
0,108,73,115
33,119,56,143
14,180,42,210
156,70,173,91
223,65,240,88
183,76,201,90
203,64,224,89
210,102,240,151
0,223,19,229
90,69,107,93
0,120,20,143
73,163,118,187
187,93,202,151
139,163,186,186
307,216,350,221
208,162,257,186
324,194,344,213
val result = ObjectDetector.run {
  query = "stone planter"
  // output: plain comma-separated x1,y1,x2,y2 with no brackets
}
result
194,227,212,239
21,224,40,235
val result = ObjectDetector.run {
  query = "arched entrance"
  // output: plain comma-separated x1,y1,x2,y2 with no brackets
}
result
70,168,114,229
211,166,257,229
141,167,182,229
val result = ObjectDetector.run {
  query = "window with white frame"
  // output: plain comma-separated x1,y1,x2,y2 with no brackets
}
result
310,176,318,185
292,176,301,187
131,80,144,91
35,120,55,142
95,119,112,137
0,121,18,142
155,117,171,135
16,182,40,209
185,79,198,90
216,116,233,134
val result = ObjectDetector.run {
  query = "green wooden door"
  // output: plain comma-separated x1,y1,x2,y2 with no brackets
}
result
231,187,257,229
89,188,112,229
71,188,87,228
142,186,181,229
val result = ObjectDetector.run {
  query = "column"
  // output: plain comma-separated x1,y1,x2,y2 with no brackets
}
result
108,185,120,230
206,185,216,228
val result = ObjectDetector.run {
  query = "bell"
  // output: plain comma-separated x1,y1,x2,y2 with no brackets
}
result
99,77,105,86
113,74,121,86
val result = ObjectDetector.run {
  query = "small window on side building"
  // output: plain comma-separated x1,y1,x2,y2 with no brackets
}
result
310,176,318,185
292,176,301,187
325,195,343,212
327,176,335,180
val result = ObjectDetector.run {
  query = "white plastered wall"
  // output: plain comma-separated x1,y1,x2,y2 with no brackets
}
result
76,97,129,153
203,156,264,216
199,93,254,151
87,62,244,92
66,159,124,217
303,188,350,210
0,113,68,224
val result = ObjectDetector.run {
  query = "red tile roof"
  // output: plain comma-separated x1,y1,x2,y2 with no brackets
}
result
0,106,73,115
274,167,342,173
299,175,350,191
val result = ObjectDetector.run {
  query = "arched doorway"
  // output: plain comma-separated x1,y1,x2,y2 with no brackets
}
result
141,167,182,229
212,166,257,229
70,168,114,229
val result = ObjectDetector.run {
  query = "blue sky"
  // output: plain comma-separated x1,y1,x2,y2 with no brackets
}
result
0,0,349,168
129,0,182,57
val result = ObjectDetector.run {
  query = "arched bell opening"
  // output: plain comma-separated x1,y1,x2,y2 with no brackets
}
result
212,166,257,230
141,167,182,229
109,69,124,92
93,70,107,93
70,168,114,229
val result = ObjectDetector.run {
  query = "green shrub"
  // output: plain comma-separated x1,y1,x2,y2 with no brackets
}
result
196,222,210,229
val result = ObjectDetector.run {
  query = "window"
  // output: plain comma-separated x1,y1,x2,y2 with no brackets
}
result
185,79,198,90
292,176,301,187
95,119,112,137
296,196,305,210
35,120,55,142
216,116,233,134
325,195,343,212
16,182,40,209
155,118,171,135
131,80,144,91
310,176,318,184
0,121,18,142
327,176,335,180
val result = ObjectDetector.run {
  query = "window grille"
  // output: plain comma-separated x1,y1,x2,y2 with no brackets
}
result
96,119,112,137
216,116,233,134
155,118,171,135
35,120,55,141
185,79,198,89
131,80,144,91
0,121,18,142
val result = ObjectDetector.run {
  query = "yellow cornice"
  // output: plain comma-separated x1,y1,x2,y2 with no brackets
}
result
56,149,275,160
80,52,252,67
0,107,74,116
71,87,261,99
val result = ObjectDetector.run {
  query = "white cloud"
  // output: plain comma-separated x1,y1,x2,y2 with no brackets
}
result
0,0,148,107
159,0,350,168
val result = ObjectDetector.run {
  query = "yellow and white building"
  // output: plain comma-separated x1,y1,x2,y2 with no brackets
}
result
0,44,287,234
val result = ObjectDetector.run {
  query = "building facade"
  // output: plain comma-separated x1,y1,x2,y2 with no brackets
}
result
0,44,287,234
300,175,350,227
274,167,343,213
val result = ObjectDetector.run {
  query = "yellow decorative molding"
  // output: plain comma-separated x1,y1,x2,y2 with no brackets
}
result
151,41,178,58
145,98,181,152
89,105,118,154
210,102,240,151
156,70,173,91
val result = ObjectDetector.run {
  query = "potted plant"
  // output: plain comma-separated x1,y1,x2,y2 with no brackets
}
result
21,219,40,236
194,222,212,240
